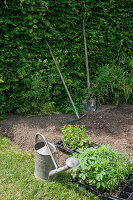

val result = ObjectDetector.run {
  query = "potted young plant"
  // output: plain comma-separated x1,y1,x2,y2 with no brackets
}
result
55,125,98,154
62,125,90,149
71,145,133,199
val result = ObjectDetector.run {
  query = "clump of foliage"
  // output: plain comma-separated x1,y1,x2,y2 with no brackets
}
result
62,125,90,150
92,53,133,105
72,145,133,192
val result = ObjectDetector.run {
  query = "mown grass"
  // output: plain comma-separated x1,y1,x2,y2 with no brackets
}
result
0,134,100,200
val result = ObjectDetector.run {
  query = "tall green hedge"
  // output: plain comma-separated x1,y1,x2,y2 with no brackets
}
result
0,0,132,116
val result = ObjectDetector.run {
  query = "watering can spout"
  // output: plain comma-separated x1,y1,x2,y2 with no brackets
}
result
48,165,69,180
48,157,80,180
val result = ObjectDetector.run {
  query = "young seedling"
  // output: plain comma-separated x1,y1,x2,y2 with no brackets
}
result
71,145,133,192
61,125,91,150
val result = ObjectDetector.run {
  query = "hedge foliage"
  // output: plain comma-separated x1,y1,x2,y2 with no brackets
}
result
0,0,132,117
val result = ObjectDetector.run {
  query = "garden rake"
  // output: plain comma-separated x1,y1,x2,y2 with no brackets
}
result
46,40,81,120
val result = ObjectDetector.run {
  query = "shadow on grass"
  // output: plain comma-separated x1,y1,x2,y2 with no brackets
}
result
54,172,100,200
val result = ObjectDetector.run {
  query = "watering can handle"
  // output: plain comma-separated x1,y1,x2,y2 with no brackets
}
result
35,132,58,169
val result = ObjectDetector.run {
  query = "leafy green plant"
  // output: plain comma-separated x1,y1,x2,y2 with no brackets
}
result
92,54,133,105
72,145,133,192
62,125,90,150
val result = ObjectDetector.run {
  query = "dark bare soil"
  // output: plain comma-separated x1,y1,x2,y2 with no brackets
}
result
0,104,133,167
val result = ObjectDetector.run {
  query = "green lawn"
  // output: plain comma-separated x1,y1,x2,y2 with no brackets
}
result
0,134,100,200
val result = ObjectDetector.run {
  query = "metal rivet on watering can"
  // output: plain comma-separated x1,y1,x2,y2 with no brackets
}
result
34,132,80,182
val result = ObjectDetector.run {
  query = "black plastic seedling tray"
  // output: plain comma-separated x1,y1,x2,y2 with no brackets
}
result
55,140,133,200
72,176,133,200
55,140,99,154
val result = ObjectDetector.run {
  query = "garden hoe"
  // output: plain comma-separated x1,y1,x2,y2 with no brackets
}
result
46,40,86,121
82,20,96,112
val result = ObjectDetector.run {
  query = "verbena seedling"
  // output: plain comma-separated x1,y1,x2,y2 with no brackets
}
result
71,145,133,192
61,125,91,150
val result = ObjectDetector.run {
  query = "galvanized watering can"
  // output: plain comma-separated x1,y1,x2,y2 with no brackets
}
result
34,132,80,182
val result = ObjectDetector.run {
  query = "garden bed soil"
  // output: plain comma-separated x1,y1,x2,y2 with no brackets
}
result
0,104,133,168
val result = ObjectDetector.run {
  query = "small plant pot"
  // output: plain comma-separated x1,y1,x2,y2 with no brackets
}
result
71,175,133,200
55,140,99,154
